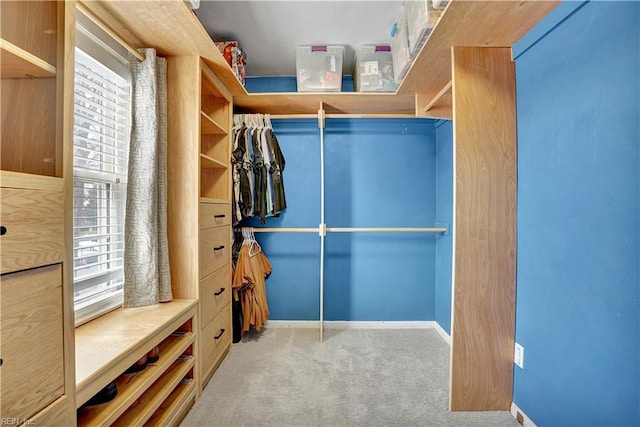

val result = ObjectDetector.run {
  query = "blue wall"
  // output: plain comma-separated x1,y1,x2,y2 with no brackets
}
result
245,118,438,321
434,120,453,334
513,1,640,425
245,75,355,93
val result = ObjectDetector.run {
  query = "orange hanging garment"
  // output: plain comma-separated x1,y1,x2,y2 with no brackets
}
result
232,240,272,334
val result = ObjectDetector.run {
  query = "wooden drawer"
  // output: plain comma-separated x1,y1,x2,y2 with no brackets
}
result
1,264,64,420
199,202,231,229
199,226,230,279
0,187,64,274
200,304,231,377
200,266,231,327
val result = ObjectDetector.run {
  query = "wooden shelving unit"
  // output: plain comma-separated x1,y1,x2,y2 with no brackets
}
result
111,357,196,426
75,300,198,426
1,1,75,424
71,0,563,418
167,54,233,396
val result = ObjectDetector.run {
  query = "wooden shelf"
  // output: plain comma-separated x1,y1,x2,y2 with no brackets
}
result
144,380,196,427
0,38,56,78
112,357,195,427
78,0,245,95
77,333,195,426
0,170,63,191
200,153,227,169
80,0,560,117
234,92,416,116
398,0,560,108
75,299,197,406
201,111,227,134
200,197,231,204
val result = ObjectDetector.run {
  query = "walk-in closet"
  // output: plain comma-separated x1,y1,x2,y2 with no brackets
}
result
1,1,637,426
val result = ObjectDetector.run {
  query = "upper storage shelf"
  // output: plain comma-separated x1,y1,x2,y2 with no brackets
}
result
399,0,560,117
234,92,416,116
79,0,560,117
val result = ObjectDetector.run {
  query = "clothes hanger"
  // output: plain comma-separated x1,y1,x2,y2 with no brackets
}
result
248,227,262,257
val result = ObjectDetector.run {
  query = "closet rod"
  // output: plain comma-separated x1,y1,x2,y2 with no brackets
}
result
234,227,447,233
270,113,416,120
76,2,145,62
234,227,319,233
329,227,447,233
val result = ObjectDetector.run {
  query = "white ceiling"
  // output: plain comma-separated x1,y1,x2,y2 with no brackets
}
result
193,0,404,77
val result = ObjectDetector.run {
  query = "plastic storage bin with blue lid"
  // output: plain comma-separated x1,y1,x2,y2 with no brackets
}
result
296,45,344,92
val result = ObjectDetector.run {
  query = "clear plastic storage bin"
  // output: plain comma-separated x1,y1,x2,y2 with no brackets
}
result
296,45,344,92
404,0,444,56
353,45,398,92
390,10,412,84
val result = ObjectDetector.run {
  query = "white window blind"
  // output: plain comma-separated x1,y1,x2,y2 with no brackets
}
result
73,45,131,325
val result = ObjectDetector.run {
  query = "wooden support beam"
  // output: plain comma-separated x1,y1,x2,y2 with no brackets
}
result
450,46,517,411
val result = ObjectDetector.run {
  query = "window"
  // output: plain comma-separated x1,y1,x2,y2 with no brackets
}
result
73,21,131,325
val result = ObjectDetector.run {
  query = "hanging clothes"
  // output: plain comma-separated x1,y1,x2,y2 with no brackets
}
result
231,114,287,225
232,228,272,334
265,127,287,213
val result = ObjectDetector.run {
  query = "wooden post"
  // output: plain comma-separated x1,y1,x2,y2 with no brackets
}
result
450,46,517,411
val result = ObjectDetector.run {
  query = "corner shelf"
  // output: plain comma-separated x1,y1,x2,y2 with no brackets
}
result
0,38,56,78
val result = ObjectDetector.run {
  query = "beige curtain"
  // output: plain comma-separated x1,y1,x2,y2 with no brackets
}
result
123,48,172,307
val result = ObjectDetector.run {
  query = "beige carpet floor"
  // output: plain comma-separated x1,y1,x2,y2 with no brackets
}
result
180,327,519,427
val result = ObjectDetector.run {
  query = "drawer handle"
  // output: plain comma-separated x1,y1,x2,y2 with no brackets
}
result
214,287,225,296
0,226,6,236
214,214,226,218
214,329,225,340
0,357,3,366
213,245,225,251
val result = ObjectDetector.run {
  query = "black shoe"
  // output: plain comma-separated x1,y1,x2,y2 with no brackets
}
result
123,354,148,374
147,345,160,364
82,381,118,407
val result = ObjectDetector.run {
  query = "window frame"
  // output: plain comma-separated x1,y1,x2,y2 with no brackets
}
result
72,18,132,326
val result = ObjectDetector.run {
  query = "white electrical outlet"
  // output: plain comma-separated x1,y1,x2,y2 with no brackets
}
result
514,343,524,369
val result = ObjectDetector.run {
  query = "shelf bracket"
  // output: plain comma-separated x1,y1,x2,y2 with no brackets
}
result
317,107,325,129
416,81,453,119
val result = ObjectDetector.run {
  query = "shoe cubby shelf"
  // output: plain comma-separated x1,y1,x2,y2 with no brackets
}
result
75,299,198,426
144,380,197,426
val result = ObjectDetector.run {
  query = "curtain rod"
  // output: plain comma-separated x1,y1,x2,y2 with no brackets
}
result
76,2,145,62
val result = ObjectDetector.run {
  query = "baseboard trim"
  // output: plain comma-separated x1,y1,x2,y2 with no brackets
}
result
265,320,319,328
325,321,436,329
265,320,437,329
433,322,452,345
511,402,537,427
